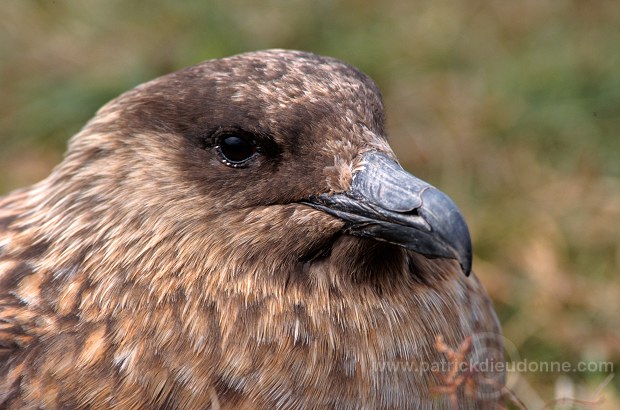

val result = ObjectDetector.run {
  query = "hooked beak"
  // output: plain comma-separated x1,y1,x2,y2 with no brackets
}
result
301,151,472,276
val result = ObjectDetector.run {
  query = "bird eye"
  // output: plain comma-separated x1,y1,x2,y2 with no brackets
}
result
216,133,257,167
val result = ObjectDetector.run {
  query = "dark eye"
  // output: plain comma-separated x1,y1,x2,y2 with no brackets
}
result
216,134,257,167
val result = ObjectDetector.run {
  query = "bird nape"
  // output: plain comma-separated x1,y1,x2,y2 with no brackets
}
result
0,50,503,409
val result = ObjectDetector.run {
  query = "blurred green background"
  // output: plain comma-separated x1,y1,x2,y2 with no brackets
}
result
1,1,618,407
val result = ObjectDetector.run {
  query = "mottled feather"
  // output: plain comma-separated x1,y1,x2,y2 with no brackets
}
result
0,50,502,409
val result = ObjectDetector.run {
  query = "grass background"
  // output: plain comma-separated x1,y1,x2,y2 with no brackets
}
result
1,1,618,407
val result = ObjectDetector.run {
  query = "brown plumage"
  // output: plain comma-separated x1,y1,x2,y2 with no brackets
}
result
0,50,503,409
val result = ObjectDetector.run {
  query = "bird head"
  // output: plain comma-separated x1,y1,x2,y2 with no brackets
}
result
39,49,471,308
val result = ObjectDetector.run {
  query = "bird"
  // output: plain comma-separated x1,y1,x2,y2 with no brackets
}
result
0,49,503,409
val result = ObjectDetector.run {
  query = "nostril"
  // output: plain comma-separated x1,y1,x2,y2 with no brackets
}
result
402,208,420,217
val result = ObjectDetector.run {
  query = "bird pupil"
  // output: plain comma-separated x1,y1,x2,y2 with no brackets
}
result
220,135,256,163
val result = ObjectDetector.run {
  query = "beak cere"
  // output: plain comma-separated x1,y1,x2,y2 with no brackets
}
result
302,151,473,276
